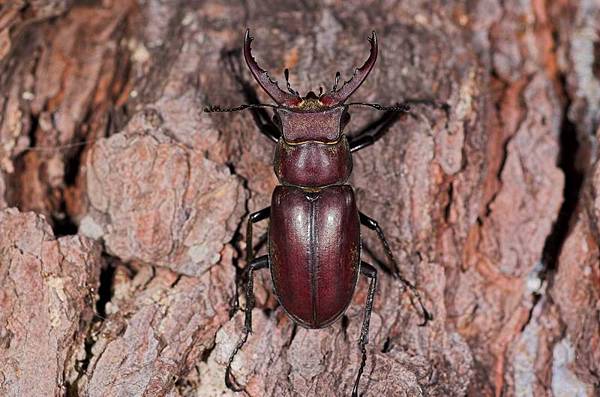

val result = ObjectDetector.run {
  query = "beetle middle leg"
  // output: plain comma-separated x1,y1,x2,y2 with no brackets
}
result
359,212,432,325
225,254,269,391
231,207,271,315
352,261,378,397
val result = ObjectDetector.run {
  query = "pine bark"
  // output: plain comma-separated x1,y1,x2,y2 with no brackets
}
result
0,1,598,396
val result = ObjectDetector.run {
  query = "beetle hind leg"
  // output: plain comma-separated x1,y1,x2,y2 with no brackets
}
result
359,212,432,326
225,255,269,392
352,261,378,397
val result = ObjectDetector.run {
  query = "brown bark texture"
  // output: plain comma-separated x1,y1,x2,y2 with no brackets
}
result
0,1,599,396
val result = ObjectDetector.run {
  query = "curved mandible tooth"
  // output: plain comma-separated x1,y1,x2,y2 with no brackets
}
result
320,31,378,107
244,29,302,107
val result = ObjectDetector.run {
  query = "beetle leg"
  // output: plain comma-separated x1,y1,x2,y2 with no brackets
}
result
348,109,404,152
352,261,378,397
246,105,282,143
359,212,432,325
348,99,450,152
230,207,271,316
225,255,269,392
246,207,270,263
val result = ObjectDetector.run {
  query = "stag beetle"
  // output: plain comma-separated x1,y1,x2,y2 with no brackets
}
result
206,30,433,397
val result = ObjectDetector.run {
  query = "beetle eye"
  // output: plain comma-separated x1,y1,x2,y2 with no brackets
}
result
273,114,282,128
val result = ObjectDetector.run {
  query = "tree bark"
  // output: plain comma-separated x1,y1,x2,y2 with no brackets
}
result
0,1,598,396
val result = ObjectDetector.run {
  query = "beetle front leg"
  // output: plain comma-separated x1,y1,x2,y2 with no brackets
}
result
348,109,403,152
352,261,378,397
359,212,432,325
225,255,269,392
348,99,449,152
247,106,282,143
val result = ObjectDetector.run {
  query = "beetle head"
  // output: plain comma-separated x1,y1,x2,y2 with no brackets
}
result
244,29,377,111
244,30,377,142
204,31,410,142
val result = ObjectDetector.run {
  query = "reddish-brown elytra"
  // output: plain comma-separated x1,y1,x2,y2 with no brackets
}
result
205,29,432,397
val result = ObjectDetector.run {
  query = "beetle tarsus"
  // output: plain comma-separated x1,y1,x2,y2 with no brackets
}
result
395,272,432,326
352,345,367,397
225,331,249,392
224,255,269,392
353,262,378,397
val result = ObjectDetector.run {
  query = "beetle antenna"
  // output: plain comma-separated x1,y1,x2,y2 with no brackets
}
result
283,68,299,96
332,71,341,92
204,103,278,113
346,102,411,112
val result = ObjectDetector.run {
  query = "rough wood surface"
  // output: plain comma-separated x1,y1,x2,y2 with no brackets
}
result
0,1,598,396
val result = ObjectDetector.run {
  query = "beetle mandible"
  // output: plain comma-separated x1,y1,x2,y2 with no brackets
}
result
206,29,432,397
